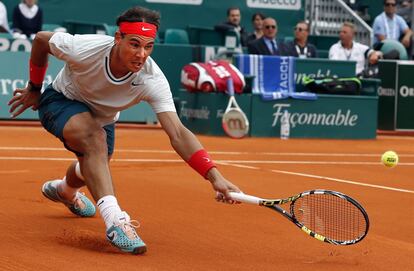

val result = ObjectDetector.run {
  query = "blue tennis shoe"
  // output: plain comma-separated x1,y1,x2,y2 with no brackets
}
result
106,211,147,254
41,180,96,217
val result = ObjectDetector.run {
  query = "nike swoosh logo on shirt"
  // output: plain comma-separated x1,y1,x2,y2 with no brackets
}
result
131,81,143,86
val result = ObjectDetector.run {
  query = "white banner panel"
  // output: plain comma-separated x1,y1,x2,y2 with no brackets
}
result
247,0,301,10
145,0,203,5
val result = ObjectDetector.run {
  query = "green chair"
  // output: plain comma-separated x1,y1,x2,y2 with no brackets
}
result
283,36,294,43
42,23,65,32
64,20,106,35
104,24,118,36
187,25,224,46
378,39,408,60
164,28,189,44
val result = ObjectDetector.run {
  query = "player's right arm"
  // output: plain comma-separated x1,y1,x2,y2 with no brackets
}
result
8,31,54,118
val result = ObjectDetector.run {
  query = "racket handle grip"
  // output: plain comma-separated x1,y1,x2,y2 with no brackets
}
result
226,77,235,96
229,192,261,205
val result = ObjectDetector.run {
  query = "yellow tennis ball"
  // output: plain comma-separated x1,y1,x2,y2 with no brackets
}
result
381,151,399,168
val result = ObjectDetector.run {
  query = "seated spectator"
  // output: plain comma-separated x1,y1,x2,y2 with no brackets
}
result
12,0,42,39
214,7,248,46
0,1,9,33
246,12,265,45
284,21,318,58
329,22,383,76
372,0,412,48
247,17,286,56
397,0,412,27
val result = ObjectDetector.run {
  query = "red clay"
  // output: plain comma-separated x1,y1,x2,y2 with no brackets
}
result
0,126,413,271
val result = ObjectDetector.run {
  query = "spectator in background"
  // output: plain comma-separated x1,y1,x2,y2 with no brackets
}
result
214,7,248,46
247,17,286,56
12,0,43,39
397,0,412,27
329,22,383,76
372,0,412,48
284,21,318,58
0,1,10,33
246,12,265,45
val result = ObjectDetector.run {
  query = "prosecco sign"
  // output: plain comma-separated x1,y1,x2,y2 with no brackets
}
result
247,0,301,10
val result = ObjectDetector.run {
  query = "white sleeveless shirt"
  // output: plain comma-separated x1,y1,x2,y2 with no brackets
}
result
49,32,175,126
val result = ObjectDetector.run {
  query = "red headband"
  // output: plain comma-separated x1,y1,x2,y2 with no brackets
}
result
119,22,157,38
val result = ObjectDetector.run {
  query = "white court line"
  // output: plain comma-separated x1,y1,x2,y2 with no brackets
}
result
0,157,182,162
2,147,414,157
270,169,414,194
216,160,414,166
1,155,413,194
216,162,260,170
2,156,414,166
222,162,414,194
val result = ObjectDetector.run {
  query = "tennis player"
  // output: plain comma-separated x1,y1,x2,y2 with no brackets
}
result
8,6,240,255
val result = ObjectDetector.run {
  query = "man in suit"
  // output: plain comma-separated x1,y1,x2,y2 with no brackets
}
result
284,21,318,58
247,17,285,55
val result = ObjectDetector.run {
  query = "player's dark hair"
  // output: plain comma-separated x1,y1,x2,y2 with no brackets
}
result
116,6,161,30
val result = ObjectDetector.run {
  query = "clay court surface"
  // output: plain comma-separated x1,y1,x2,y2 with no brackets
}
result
0,125,413,271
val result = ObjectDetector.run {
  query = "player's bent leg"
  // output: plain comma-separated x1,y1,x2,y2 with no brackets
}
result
37,86,145,253
62,113,147,253
62,112,115,201
106,211,147,254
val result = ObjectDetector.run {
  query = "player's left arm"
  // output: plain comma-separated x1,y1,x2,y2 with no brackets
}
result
157,111,241,201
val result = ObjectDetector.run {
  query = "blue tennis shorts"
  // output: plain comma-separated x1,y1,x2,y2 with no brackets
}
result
38,84,115,156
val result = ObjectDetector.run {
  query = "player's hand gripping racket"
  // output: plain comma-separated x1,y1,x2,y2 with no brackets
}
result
222,78,249,139
230,190,369,245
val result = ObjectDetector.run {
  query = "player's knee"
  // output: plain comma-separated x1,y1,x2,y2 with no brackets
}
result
65,126,108,155
83,129,108,154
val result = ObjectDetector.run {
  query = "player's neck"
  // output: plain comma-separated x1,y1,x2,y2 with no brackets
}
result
109,46,130,78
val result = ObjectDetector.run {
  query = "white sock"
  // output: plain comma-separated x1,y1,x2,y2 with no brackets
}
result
57,177,80,201
97,195,123,229
74,162,84,180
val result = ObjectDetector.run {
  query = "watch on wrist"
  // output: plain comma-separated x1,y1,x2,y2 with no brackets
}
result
28,81,42,92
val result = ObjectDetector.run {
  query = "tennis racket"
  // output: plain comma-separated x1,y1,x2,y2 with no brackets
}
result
229,190,369,245
222,78,249,139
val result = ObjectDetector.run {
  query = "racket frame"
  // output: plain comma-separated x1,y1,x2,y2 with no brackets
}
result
230,189,370,245
222,78,249,139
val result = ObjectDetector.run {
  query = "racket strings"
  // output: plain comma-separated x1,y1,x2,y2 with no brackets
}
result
292,194,367,242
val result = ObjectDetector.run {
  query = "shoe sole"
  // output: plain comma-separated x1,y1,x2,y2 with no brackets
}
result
107,238,147,255
132,246,147,255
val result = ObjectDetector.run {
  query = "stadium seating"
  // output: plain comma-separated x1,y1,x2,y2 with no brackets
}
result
42,23,66,32
187,25,224,46
64,20,107,35
103,24,118,36
164,28,189,44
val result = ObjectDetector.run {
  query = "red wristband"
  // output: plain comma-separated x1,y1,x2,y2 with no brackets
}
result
187,149,216,179
29,60,48,85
